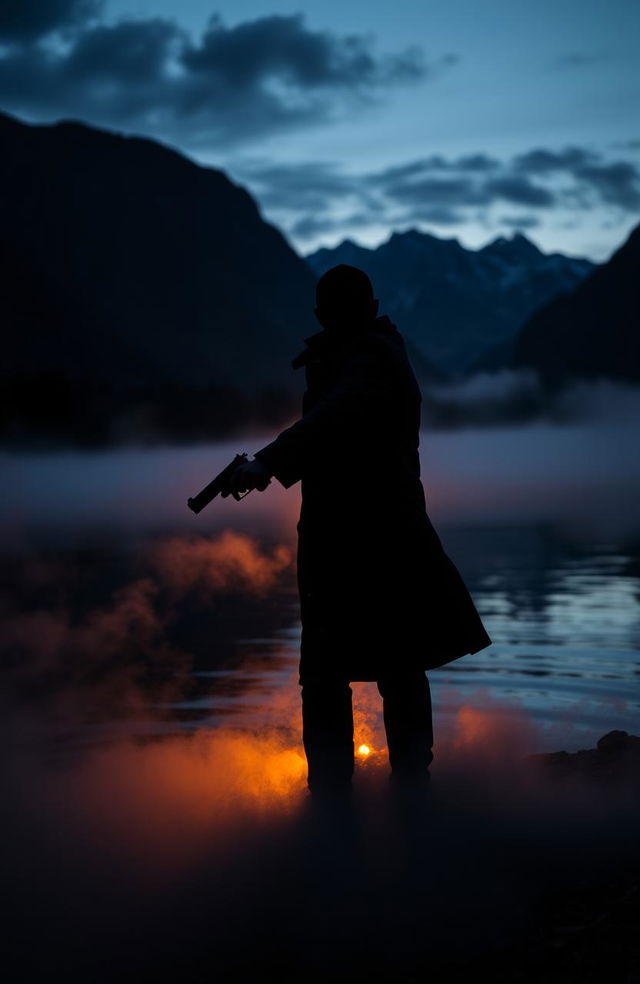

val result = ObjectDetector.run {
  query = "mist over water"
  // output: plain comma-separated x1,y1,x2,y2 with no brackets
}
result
3,409,640,540
2,418,639,746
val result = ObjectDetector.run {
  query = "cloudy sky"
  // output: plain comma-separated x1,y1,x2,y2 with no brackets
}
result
1,0,639,260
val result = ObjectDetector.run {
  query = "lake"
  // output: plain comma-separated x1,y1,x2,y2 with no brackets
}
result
2,418,639,760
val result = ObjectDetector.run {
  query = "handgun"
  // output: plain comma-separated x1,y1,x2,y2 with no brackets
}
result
187,452,253,514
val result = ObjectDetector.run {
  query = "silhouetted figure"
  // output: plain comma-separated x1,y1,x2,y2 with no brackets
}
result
230,265,492,793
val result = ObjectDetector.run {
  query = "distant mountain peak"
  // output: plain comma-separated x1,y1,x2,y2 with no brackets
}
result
390,227,425,240
337,236,372,252
387,226,455,246
481,231,542,259
306,224,595,375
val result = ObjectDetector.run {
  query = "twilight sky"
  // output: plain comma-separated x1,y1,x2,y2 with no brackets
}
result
1,0,639,260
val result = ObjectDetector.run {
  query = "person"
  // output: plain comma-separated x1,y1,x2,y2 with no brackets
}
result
229,264,492,794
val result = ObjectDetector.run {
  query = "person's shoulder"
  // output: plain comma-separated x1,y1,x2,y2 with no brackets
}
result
369,315,403,344
362,316,406,363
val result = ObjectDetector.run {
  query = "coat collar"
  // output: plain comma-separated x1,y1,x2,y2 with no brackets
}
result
291,315,397,369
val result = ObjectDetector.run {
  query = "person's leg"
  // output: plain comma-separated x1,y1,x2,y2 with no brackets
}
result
377,670,434,778
301,674,354,792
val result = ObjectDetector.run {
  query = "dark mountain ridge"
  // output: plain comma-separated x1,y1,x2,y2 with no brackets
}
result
0,110,316,445
513,223,640,384
306,228,595,376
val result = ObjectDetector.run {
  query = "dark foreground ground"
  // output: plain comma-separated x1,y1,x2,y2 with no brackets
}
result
485,731,640,984
2,730,639,984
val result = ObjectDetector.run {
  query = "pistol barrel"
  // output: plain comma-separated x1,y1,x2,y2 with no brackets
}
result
187,453,248,514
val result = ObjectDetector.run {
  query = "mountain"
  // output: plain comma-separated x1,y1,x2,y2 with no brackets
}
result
0,111,317,445
306,229,595,376
513,223,640,384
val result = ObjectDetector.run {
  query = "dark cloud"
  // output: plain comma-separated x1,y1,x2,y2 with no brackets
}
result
63,17,179,85
513,147,598,173
571,160,640,209
514,146,640,209
0,11,432,146
484,176,556,207
382,175,491,206
366,153,500,184
613,138,640,150
233,143,640,245
365,157,444,185
0,18,181,119
368,158,554,210
0,0,101,41
290,209,387,241
236,161,357,211
455,153,501,172
407,205,465,225
290,214,341,240
183,14,425,90
498,215,540,230
552,51,607,69
234,157,503,242
342,210,379,228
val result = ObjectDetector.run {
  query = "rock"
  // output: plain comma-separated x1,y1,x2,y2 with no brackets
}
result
528,732,640,788
597,730,631,753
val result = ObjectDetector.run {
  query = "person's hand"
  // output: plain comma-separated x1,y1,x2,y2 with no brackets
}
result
228,458,272,496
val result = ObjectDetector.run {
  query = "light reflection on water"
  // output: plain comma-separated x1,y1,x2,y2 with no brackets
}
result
2,426,639,756
431,524,640,749
150,521,640,754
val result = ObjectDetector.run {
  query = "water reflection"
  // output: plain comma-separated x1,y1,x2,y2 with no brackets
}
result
2,423,640,758
433,523,640,749
2,516,638,757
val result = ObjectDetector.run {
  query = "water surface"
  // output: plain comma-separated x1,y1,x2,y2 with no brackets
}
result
2,421,639,756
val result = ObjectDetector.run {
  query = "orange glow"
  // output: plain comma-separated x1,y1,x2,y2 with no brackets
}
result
31,671,393,881
452,702,538,754
352,682,384,757
455,705,496,745
21,661,424,887
38,724,309,880
150,529,293,598
434,692,541,771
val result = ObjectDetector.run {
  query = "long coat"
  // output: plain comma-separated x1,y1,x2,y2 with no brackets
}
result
254,314,492,684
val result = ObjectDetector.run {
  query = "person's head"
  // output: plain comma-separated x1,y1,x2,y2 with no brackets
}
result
314,264,379,332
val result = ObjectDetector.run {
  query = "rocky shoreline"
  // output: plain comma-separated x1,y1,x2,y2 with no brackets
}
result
531,729,640,785
482,731,640,983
